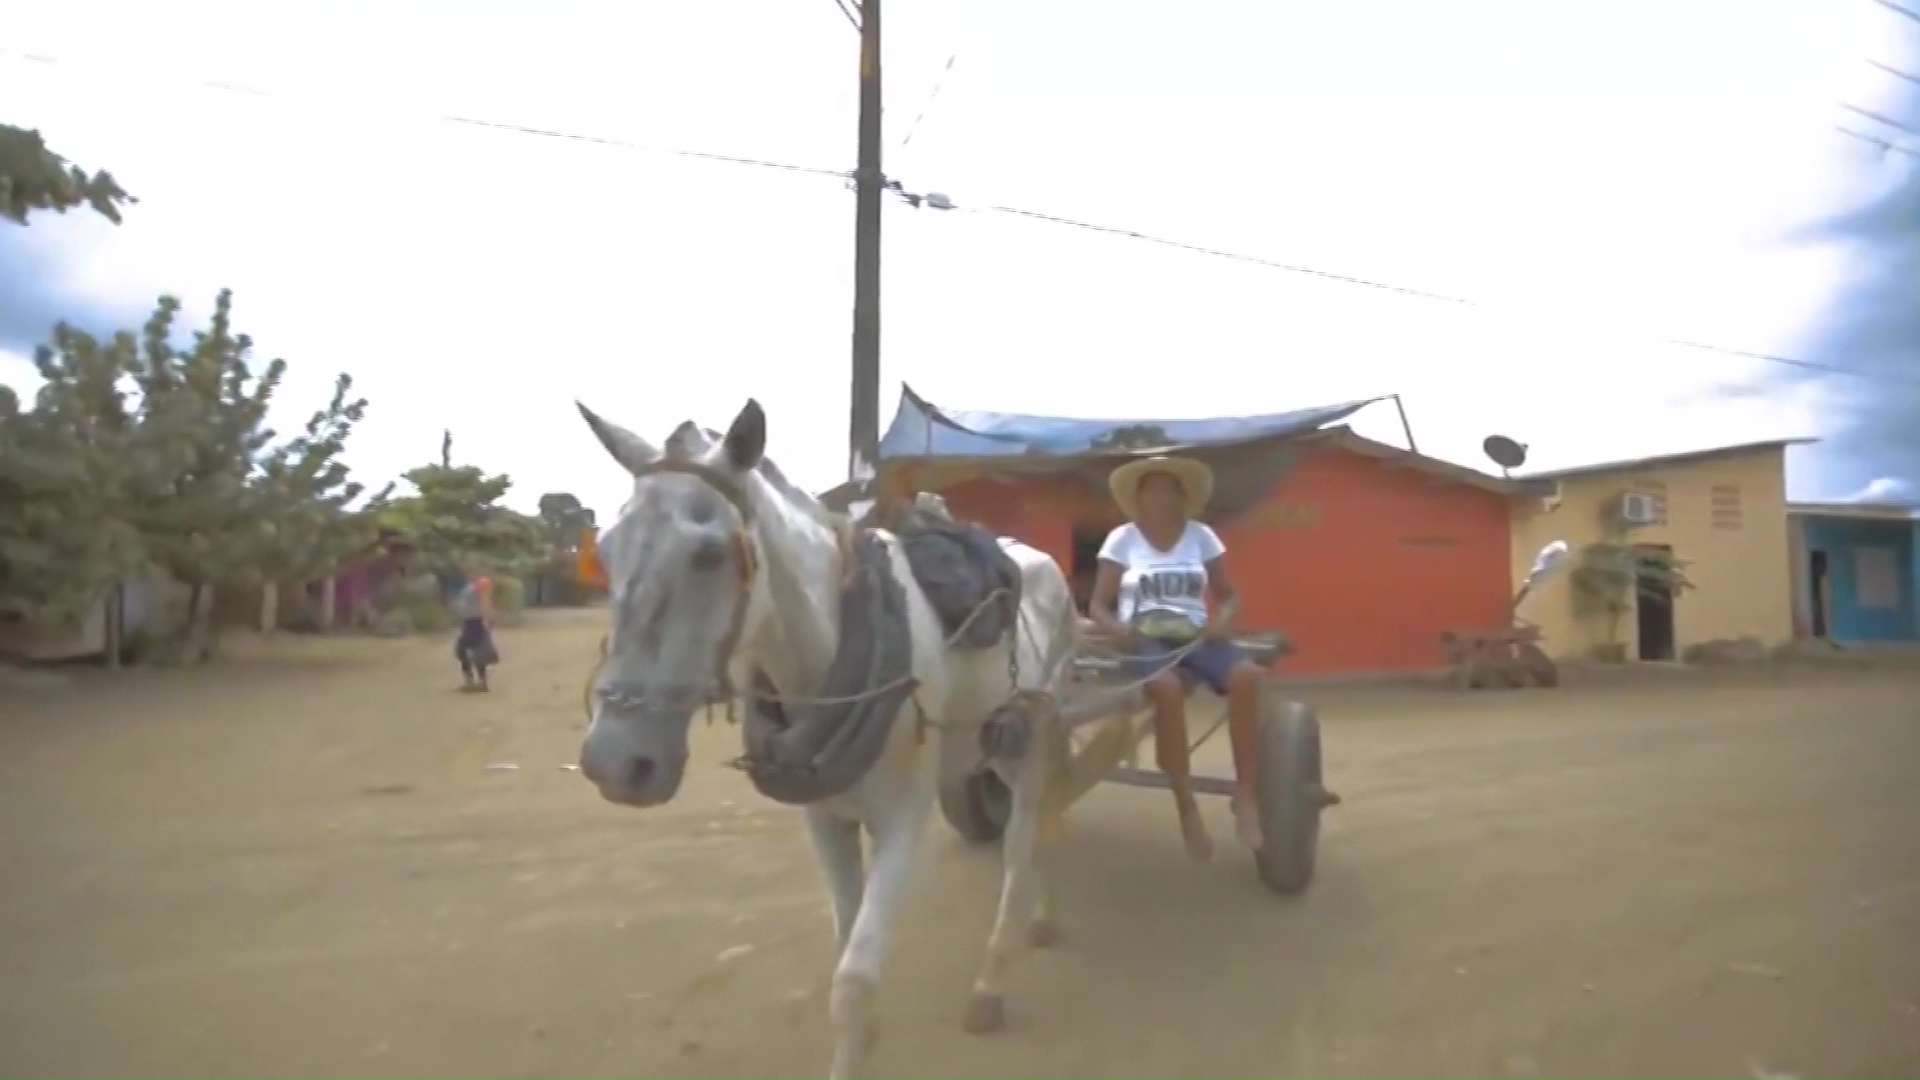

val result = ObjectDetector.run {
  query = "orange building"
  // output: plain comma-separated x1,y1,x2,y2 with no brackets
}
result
856,387,1518,678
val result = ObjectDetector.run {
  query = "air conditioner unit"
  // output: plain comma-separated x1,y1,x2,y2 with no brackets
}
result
1618,492,1659,526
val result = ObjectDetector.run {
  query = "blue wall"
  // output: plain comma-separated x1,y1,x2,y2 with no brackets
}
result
1797,515,1918,643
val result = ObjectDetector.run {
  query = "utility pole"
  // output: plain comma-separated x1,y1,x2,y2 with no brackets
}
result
847,0,884,484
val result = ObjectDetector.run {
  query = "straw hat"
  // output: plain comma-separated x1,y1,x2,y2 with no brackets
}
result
1107,455,1214,521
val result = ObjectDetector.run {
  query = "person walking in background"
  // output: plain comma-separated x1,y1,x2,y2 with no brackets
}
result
452,559,499,692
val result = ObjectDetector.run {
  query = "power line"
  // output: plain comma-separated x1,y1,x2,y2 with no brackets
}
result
1838,123,1920,156
1867,58,1920,88
900,52,960,150
830,0,861,32
6,46,1901,387
1868,0,1920,23
0,48,847,180
889,190,1911,385
1841,101,1920,138
978,204,1474,304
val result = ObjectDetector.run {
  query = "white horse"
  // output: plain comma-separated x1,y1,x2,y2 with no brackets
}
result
574,398,1078,1079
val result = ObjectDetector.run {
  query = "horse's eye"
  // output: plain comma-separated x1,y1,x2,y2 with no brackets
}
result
689,536,730,571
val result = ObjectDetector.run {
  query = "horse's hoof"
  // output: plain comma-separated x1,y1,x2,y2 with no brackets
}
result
962,991,1006,1034
1028,920,1064,948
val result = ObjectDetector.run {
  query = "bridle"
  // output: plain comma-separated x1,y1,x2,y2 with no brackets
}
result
596,455,762,711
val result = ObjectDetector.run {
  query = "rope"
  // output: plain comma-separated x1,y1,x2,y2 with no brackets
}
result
580,585,1022,721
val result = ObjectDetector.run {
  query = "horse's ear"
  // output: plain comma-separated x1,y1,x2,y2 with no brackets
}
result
577,402,659,475
722,399,766,471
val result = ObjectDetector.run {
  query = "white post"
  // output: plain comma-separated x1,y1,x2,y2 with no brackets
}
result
318,576,338,633
259,581,279,634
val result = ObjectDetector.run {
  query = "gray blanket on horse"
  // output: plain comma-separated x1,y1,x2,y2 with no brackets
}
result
894,503,1024,652
738,530,919,805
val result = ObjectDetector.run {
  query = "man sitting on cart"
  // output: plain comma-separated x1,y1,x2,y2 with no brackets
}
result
1087,454,1265,862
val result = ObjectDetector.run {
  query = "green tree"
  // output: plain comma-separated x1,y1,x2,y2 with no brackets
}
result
531,491,599,607
536,491,593,537
1,124,135,225
252,373,395,585
11,291,376,661
1569,540,1694,662
381,460,545,578
0,379,143,629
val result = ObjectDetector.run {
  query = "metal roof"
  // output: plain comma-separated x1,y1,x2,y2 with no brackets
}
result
1518,438,1817,482
875,383,1383,461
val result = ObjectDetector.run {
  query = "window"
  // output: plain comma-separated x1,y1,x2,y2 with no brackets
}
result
1854,546,1901,610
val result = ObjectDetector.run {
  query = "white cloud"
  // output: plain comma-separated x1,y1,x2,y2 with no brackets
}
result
1842,476,1917,503
0,0,1884,519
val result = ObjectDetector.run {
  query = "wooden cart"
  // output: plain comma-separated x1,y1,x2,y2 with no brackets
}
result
937,630,1338,897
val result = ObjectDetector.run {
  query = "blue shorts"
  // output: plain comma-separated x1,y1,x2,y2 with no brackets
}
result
1121,637,1248,695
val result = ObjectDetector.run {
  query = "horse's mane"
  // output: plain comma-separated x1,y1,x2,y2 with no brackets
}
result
665,420,849,530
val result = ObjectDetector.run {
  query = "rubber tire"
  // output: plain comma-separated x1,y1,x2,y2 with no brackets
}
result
1254,695,1323,896
939,766,1012,846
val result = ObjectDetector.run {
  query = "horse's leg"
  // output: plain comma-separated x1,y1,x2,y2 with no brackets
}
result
963,718,1051,1034
803,806,865,947
827,790,932,1080
1028,826,1062,948
1027,718,1074,948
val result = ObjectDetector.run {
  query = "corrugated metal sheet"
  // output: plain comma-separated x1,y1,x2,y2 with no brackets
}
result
876,383,1382,461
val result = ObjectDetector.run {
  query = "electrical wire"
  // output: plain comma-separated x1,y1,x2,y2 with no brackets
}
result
1867,58,1920,88
900,52,959,150
830,0,861,32
1841,101,1920,138
7,46,1905,387
1868,0,1920,23
900,195,1914,384
0,48,848,180
976,204,1474,304
1838,123,1920,156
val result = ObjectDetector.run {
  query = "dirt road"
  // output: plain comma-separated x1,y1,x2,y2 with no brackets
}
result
2,611,1916,1079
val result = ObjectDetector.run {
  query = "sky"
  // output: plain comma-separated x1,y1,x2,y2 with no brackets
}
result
1,0,1914,521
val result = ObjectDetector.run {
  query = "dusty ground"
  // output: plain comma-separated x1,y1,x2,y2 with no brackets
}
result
1,610,1916,1080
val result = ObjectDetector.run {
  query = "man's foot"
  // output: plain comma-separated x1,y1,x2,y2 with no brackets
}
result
1231,795,1263,852
1179,810,1214,863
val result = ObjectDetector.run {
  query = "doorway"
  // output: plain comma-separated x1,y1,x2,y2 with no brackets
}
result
1808,549,1830,638
1634,543,1677,661
1069,524,1109,614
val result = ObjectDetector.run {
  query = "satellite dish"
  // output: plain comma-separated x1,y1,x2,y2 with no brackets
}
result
1482,434,1529,476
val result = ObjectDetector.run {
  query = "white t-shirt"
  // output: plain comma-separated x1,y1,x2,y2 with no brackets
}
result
1097,521,1226,630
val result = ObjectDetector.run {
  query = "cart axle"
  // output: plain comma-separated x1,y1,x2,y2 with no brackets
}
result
1103,767,1342,808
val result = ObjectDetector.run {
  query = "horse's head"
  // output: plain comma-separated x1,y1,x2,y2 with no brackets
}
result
573,398,768,807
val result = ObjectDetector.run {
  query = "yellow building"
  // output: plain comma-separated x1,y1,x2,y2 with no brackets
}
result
1509,439,1810,662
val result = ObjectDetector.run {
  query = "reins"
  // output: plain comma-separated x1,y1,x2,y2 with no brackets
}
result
578,459,1209,733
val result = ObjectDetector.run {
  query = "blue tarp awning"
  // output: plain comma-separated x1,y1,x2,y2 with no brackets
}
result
876,384,1382,461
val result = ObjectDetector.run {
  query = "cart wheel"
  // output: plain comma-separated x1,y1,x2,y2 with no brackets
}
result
939,766,1012,845
1254,694,1326,896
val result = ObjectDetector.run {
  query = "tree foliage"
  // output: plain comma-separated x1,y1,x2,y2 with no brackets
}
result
379,447,546,578
0,383,142,624
536,491,592,535
1569,539,1694,659
1,124,135,225
0,291,379,658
